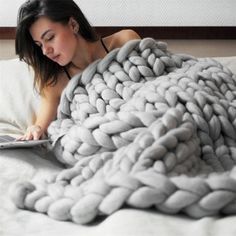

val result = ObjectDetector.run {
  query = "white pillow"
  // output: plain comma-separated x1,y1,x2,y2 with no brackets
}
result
214,56,236,74
0,58,39,137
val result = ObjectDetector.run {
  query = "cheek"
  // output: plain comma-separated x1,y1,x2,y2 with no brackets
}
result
59,34,77,57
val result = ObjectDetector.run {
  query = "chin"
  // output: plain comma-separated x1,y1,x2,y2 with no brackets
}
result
56,60,68,66
57,61,66,66
51,56,68,66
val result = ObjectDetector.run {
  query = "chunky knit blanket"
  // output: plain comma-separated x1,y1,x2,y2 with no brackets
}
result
12,38,236,224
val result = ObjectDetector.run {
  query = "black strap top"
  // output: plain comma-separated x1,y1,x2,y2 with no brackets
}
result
100,37,109,53
64,67,71,80
64,38,109,80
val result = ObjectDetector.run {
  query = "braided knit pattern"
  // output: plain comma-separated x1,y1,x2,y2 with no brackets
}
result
11,38,236,224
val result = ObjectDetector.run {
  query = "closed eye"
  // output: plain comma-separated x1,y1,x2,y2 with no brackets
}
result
34,35,54,49
45,34,54,42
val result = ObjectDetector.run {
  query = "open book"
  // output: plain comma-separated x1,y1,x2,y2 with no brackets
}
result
0,135,49,149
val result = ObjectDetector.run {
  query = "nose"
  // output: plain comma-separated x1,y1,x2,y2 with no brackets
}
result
42,43,52,56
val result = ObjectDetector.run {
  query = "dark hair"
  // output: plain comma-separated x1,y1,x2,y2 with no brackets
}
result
15,0,98,93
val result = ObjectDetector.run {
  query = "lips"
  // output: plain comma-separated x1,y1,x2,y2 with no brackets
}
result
51,55,60,62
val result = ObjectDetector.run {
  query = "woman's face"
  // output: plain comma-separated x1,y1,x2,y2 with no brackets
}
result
30,16,77,66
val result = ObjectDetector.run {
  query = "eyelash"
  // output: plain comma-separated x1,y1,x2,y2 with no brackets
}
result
36,35,54,48
45,35,54,42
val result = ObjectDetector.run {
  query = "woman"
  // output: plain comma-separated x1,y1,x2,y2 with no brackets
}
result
16,0,140,140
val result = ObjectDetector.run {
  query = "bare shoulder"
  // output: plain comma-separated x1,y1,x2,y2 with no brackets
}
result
116,29,141,44
107,29,141,50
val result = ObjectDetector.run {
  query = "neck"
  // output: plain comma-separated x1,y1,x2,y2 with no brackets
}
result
71,36,105,70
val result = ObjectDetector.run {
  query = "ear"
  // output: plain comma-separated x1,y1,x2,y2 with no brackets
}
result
69,17,79,34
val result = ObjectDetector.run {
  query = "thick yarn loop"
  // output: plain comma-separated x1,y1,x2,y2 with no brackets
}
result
11,38,236,224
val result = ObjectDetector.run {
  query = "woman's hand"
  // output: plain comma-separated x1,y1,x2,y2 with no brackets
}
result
19,125,44,140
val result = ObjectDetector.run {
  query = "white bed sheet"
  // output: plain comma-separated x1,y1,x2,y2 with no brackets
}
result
1,56,236,236
1,148,236,236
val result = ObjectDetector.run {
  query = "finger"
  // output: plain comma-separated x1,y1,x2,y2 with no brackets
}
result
16,136,24,141
17,134,28,141
25,132,34,140
32,131,41,140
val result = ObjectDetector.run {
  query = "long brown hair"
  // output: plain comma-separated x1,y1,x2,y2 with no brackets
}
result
15,0,98,93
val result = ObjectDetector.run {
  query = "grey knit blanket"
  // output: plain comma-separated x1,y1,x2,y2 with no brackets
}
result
12,38,236,224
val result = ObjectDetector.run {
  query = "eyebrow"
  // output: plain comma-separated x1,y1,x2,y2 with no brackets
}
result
33,29,53,45
40,29,52,39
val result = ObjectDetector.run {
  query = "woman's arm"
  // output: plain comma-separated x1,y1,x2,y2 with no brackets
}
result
33,90,60,139
22,74,68,140
23,87,59,140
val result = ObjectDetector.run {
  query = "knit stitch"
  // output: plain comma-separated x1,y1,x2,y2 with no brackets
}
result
11,38,236,224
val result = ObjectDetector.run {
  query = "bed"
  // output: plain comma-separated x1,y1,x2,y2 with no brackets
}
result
0,50,236,236
1,0,236,234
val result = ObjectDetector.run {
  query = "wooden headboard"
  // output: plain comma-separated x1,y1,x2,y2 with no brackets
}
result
1,26,236,40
